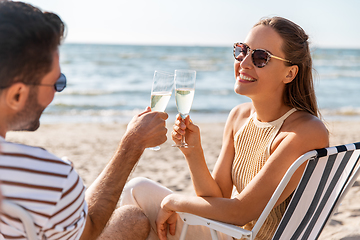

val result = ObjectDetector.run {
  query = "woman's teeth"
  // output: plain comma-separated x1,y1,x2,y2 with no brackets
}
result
239,74,256,82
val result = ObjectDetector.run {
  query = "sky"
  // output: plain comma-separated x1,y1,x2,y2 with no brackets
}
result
22,0,360,48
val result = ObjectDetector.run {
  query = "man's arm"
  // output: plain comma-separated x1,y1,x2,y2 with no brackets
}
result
79,107,168,240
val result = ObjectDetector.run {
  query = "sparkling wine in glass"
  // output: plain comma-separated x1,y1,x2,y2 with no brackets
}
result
148,70,174,150
173,70,196,148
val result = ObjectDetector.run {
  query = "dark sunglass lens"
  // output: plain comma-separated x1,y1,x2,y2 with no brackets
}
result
55,73,66,92
234,44,248,61
252,50,268,68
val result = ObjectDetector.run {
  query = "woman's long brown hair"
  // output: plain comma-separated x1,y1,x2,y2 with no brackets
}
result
254,17,319,118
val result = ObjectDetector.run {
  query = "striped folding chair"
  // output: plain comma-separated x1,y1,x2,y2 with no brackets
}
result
177,142,360,240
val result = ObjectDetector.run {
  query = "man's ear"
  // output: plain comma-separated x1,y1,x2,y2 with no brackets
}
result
283,65,299,84
5,83,29,111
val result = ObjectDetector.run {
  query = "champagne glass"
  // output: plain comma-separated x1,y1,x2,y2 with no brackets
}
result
147,70,174,151
172,69,196,148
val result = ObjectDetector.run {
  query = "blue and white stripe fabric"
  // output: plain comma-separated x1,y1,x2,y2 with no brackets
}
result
273,142,360,240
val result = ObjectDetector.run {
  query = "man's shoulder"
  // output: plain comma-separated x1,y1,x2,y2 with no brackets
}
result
0,138,85,208
0,139,74,175
1,141,72,166
0,140,87,240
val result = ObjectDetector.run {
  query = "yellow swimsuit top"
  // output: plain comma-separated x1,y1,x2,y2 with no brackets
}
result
232,108,297,240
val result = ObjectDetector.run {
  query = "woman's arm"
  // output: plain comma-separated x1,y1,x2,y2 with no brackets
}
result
172,104,249,198
158,112,329,239
172,114,223,197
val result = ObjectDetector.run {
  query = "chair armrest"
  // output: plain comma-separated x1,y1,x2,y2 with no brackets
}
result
177,212,252,239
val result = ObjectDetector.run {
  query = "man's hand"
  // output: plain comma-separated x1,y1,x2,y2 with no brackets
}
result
125,107,168,149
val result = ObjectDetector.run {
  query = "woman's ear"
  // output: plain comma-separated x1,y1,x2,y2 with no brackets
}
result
284,65,299,84
5,83,29,111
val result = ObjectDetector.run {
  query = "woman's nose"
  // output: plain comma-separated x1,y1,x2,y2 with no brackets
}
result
239,52,253,69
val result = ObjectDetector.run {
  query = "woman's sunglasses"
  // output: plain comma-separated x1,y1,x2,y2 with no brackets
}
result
233,42,292,68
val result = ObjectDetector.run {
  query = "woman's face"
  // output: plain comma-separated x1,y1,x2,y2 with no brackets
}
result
234,25,291,101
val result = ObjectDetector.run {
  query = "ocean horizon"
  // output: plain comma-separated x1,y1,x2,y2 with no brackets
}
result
40,43,360,124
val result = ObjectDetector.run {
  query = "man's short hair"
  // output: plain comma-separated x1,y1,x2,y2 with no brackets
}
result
0,1,66,89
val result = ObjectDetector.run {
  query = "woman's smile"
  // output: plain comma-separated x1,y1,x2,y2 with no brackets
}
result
237,73,257,83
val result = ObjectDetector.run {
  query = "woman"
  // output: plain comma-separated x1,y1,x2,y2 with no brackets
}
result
121,17,329,240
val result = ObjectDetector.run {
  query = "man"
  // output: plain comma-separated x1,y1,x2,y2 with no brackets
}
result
0,1,168,239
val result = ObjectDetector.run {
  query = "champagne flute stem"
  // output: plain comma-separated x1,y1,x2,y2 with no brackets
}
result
181,134,186,146
180,113,187,147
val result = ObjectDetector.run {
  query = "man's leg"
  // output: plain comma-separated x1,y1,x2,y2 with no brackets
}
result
97,205,150,240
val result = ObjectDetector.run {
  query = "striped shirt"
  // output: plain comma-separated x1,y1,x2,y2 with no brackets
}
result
0,136,87,240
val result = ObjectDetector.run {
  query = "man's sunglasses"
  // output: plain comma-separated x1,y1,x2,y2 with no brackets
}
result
0,73,67,92
33,73,67,92
233,43,292,68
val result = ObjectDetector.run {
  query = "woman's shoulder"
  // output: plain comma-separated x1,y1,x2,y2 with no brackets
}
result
284,110,329,146
225,102,255,133
287,111,326,131
228,102,254,120
271,110,329,159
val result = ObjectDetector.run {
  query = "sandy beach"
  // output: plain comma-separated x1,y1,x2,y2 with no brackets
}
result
5,120,360,239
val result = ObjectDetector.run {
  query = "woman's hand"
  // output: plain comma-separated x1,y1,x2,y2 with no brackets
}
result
156,205,178,240
172,114,201,153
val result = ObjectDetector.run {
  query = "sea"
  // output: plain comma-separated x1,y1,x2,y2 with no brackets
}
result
41,44,360,124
